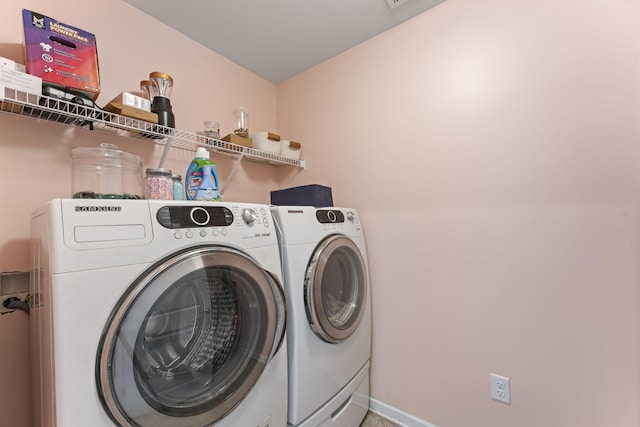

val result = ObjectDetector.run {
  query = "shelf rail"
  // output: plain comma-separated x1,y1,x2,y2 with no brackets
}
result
0,88,305,169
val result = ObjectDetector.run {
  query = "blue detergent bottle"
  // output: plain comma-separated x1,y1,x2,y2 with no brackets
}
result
186,147,221,201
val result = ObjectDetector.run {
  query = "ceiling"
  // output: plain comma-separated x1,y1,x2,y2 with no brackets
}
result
122,0,446,84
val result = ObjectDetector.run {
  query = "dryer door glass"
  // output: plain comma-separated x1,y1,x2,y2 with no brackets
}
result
305,235,367,343
96,246,285,427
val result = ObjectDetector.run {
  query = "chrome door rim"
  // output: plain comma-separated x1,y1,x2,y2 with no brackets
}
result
96,245,285,427
304,235,367,343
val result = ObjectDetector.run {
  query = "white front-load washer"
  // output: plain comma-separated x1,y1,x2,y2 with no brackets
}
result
30,198,287,427
271,206,371,427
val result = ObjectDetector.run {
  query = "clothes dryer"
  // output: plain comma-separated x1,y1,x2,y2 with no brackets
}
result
271,206,371,427
30,199,287,427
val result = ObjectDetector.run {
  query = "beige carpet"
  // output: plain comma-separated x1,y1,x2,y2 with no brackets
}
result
360,411,401,427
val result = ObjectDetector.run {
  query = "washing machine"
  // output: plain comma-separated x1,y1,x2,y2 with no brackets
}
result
270,206,371,427
30,198,287,427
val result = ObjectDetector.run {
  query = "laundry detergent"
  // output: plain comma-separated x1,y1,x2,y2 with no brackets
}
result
185,147,221,201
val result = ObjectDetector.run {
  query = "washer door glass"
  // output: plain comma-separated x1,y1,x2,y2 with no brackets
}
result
96,246,285,427
305,235,367,343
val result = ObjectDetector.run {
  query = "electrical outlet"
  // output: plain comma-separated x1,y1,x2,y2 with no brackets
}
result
257,415,271,427
491,373,511,404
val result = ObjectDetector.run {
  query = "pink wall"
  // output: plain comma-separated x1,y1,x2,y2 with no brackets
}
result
0,312,30,427
2,0,640,426
278,0,640,426
0,1,281,425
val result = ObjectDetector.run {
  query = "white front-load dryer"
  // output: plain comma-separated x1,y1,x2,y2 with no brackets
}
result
271,206,371,427
30,199,287,427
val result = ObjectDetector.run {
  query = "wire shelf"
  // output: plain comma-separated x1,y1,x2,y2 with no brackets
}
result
0,88,305,168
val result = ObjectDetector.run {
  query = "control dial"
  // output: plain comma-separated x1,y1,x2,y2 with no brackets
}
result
346,211,355,222
242,208,258,225
190,207,210,226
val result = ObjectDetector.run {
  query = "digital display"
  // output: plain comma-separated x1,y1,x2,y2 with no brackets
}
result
156,206,234,229
315,210,345,224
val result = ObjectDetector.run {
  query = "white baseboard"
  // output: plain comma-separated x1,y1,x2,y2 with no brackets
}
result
368,398,438,427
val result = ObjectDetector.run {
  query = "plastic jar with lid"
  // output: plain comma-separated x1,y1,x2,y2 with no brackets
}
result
172,174,184,200
144,168,173,200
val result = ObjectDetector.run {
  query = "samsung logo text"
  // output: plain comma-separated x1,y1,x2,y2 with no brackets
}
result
75,206,122,212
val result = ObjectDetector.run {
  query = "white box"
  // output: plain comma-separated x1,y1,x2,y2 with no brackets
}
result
280,140,301,160
252,131,281,155
0,56,16,70
0,65,42,100
109,92,151,112
0,55,24,72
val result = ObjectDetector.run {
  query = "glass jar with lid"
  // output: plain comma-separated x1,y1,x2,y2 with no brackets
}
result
70,143,144,199
144,168,173,200
172,174,184,200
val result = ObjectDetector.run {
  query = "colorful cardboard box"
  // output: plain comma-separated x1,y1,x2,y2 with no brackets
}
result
22,9,100,100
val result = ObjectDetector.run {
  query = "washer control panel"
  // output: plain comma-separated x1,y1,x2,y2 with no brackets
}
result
235,206,271,228
242,207,258,225
156,206,234,229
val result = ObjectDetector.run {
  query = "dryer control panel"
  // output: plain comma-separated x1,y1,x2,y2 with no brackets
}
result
316,210,345,224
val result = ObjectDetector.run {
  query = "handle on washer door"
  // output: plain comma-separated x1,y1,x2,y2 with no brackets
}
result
266,270,287,359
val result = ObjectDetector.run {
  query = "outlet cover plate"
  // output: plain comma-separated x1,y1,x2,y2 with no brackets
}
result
491,373,511,404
